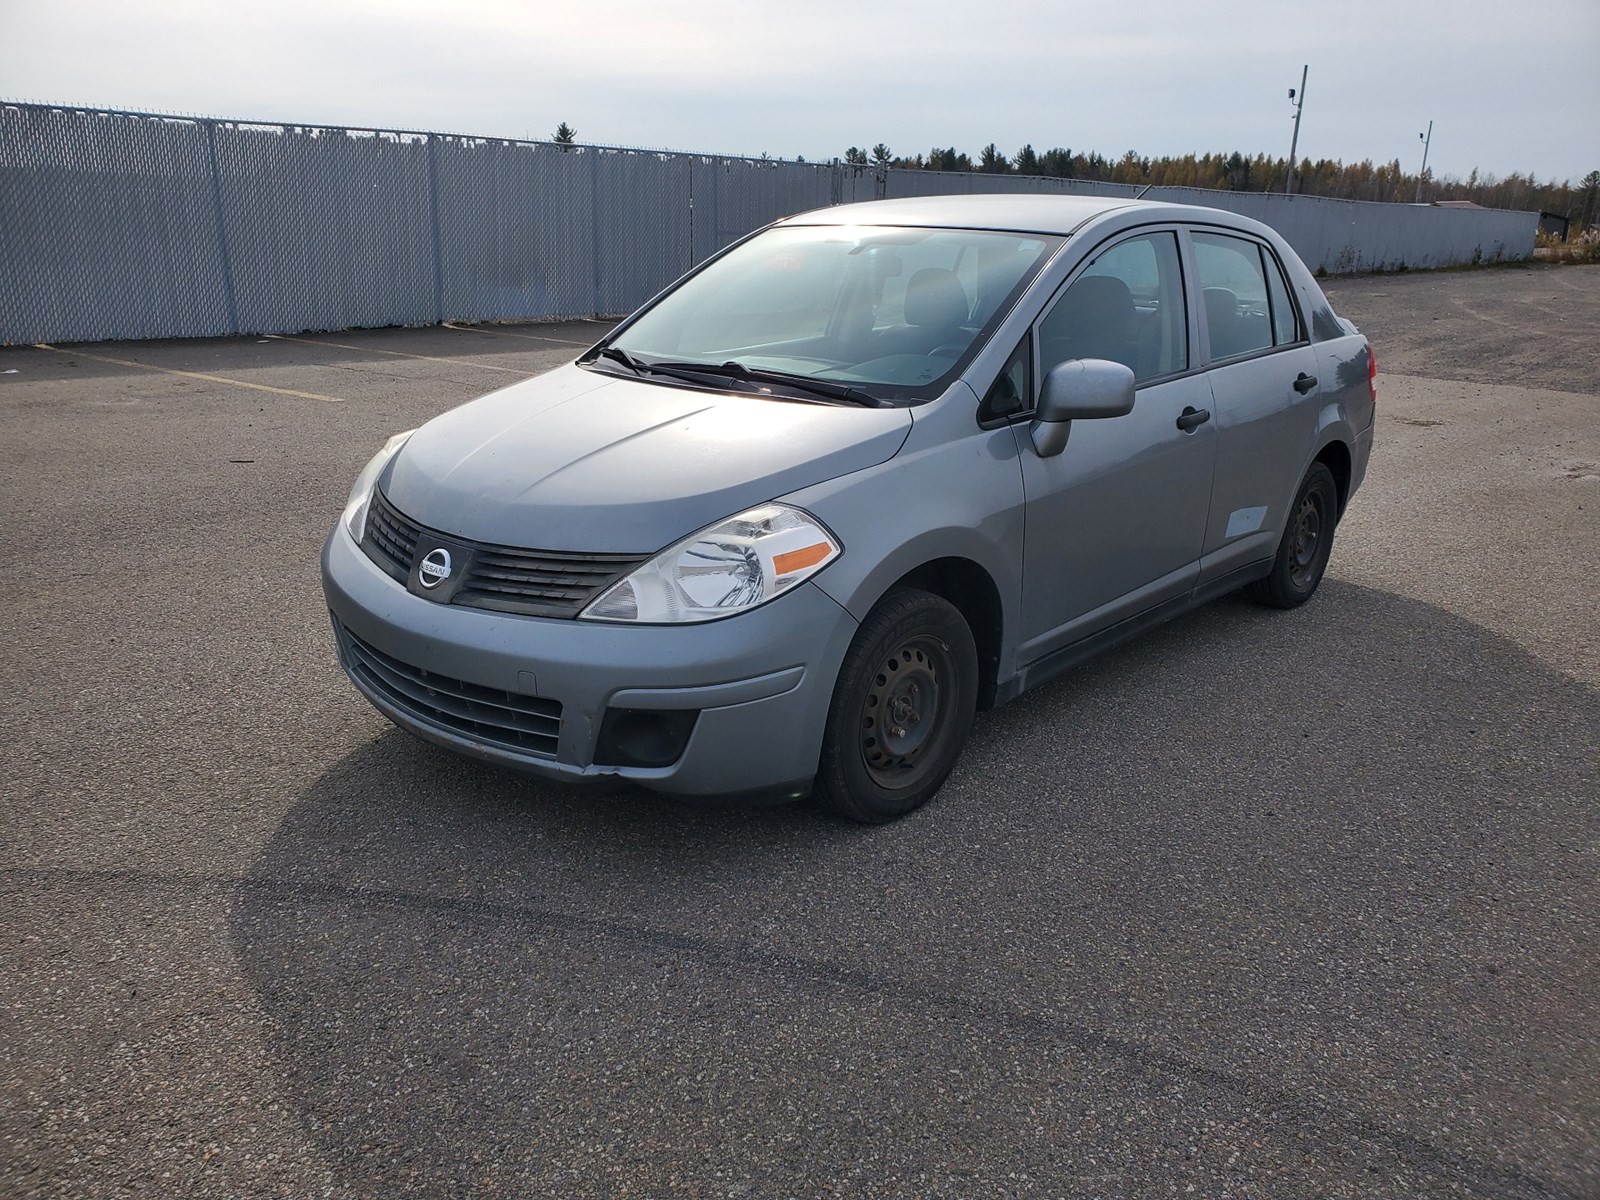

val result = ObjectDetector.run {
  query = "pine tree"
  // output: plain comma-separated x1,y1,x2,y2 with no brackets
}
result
1581,170,1600,231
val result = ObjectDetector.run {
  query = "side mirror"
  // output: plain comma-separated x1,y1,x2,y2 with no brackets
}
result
1029,358,1137,458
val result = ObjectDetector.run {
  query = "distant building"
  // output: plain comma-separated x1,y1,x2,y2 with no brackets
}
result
1538,211,1571,240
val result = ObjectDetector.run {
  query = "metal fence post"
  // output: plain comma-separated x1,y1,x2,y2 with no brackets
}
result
711,160,721,258
203,120,241,335
588,149,603,317
426,134,445,324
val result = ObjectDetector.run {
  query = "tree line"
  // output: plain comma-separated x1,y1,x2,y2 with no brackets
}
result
838,142,1600,226
550,123,1596,226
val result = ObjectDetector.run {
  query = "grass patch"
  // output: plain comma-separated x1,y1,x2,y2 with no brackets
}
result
1534,227,1600,264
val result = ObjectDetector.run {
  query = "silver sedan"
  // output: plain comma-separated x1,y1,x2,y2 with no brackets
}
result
322,195,1376,821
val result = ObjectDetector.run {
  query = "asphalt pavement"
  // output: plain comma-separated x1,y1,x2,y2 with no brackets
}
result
2,264,1597,1198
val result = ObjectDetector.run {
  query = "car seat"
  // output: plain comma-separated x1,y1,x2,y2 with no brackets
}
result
1203,287,1244,359
1043,275,1139,374
876,268,971,357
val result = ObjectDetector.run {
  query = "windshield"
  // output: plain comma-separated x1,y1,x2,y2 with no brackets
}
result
594,224,1061,404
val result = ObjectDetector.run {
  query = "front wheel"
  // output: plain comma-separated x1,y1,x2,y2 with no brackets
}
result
816,588,978,824
1246,462,1339,609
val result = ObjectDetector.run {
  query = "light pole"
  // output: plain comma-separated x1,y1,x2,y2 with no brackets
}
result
1415,120,1433,203
1285,65,1308,195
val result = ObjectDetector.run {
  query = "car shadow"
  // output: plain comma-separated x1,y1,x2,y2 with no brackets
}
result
227,580,1598,1197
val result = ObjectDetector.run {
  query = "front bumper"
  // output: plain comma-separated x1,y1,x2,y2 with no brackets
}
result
321,526,858,798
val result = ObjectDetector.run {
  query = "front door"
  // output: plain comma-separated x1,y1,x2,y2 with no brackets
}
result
1011,229,1217,664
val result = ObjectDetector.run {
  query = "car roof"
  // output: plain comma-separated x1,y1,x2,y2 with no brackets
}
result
776,194,1295,257
778,193,1143,235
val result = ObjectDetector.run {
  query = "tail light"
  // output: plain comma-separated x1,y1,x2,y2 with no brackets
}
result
1367,342,1379,404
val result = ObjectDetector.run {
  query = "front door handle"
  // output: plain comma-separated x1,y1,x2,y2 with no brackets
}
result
1293,372,1319,394
1176,406,1211,432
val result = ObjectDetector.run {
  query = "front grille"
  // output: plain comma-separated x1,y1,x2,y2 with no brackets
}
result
337,621,562,759
364,490,419,582
360,488,649,618
457,547,644,615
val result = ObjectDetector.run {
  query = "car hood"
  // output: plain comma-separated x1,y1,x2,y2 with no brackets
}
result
382,364,914,552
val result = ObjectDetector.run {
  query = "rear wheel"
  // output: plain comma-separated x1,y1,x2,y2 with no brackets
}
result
1246,462,1339,608
816,588,978,824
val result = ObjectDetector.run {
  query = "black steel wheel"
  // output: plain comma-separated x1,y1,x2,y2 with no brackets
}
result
816,588,978,824
1246,462,1339,609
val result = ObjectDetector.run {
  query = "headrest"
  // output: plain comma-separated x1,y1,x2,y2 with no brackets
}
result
903,268,969,330
1203,287,1239,323
1055,274,1136,339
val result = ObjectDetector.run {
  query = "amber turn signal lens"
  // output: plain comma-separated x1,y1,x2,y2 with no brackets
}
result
772,542,833,576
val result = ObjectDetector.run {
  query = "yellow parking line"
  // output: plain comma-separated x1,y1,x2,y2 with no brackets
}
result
265,333,534,375
33,344,346,403
441,321,597,348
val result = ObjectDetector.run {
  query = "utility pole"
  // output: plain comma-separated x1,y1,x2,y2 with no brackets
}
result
1285,65,1308,195
1415,120,1433,203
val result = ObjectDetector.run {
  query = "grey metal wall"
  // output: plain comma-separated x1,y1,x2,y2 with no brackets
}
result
1139,186,1532,273
0,104,842,345
0,102,1538,346
880,169,1535,273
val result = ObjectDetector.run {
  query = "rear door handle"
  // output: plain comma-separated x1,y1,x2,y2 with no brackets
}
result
1176,406,1211,432
1293,372,1319,394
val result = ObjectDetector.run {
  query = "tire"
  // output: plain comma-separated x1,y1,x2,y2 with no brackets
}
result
1246,462,1339,609
815,588,979,824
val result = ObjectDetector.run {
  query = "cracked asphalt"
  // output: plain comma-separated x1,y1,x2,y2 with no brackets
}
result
3,264,1597,1198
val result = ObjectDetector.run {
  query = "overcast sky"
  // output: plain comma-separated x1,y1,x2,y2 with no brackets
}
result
5,0,1596,184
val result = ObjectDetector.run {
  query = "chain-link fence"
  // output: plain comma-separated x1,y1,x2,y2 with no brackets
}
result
0,101,1539,346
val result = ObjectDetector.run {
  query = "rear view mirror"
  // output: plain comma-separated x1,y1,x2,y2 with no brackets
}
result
868,247,903,283
1030,358,1136,457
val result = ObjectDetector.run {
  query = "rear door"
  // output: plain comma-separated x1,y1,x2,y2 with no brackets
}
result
1189,228,1323,584
1010,228,1218,664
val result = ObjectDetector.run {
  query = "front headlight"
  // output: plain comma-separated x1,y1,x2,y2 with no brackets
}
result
342,430,415,543
581,503,841,624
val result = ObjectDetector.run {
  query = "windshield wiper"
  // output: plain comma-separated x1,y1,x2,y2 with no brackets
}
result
587,348,753,390
589,345,645,374
586,349,884,407
648,360,884,407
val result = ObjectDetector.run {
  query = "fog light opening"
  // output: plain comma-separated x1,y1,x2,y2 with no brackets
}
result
595,707,700,769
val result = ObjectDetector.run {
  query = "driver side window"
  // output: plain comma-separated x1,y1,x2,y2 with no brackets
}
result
1038,232,1187,385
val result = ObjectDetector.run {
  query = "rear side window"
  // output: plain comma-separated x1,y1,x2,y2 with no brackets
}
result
1193,231,1301,360
1263,250,1301,344
1037,231,1187,384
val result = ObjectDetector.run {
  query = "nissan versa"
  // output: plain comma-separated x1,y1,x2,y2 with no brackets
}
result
322,195,1376,823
